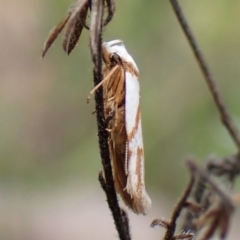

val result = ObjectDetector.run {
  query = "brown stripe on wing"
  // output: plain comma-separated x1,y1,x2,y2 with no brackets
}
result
136,147,144,188
123,62,139,77
126,105,141,140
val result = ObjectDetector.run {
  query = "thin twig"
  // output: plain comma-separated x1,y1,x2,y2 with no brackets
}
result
206,153,240,182
169,0,240,150
186,160,233,208
103,0,115,26
182,153,240,233
186,160,234,240
163,174,195,240
90,0,131,239
151,174,195,240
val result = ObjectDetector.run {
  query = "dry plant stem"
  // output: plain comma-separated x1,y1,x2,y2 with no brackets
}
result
207,154,240,182
103,0,115,26
163,174,195,240
181,179,205,233
186,160,233,210
98,172,131,240
169,0,240,151
42,0,115,57
120,208,131,238
182,154,240,233
90,0,130,239
186,160,234,240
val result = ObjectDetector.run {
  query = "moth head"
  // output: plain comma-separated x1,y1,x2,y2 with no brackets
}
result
102,39,125,64
102,39,138,71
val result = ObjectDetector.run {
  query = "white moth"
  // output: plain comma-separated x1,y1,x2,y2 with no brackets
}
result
101,40,151,215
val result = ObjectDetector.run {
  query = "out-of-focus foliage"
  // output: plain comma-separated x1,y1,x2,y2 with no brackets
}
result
1,0,240,239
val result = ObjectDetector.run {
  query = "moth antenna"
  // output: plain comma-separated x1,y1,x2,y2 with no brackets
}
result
87,65,118,103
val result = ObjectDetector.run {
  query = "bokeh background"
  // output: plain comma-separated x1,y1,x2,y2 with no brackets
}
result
1,0,240,239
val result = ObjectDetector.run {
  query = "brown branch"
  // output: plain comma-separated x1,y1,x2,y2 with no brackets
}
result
90,0,130,239
186,160,234,240
186,160,233,213
103,0,115,26
163,174,195,240
151,174,195,240
152,159,234,239
169,0,240,151
206,153,240,182
182,154,240,233
167,2,237,238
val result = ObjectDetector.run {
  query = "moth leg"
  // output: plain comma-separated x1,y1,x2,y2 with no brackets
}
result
106,128,112,133
108,96,115,102
105,108,115,125
87,65,118,103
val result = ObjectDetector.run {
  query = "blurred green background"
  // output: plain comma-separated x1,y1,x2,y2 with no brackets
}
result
1,0,240,239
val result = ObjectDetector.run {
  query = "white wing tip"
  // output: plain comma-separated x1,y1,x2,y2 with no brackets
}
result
126,180,152,214
132,190,152,215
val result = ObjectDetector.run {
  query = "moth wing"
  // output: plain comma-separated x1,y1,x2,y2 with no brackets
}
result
104,66,127,192
125,71,151,214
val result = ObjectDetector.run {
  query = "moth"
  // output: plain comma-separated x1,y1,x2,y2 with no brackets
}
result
101,40,151,215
